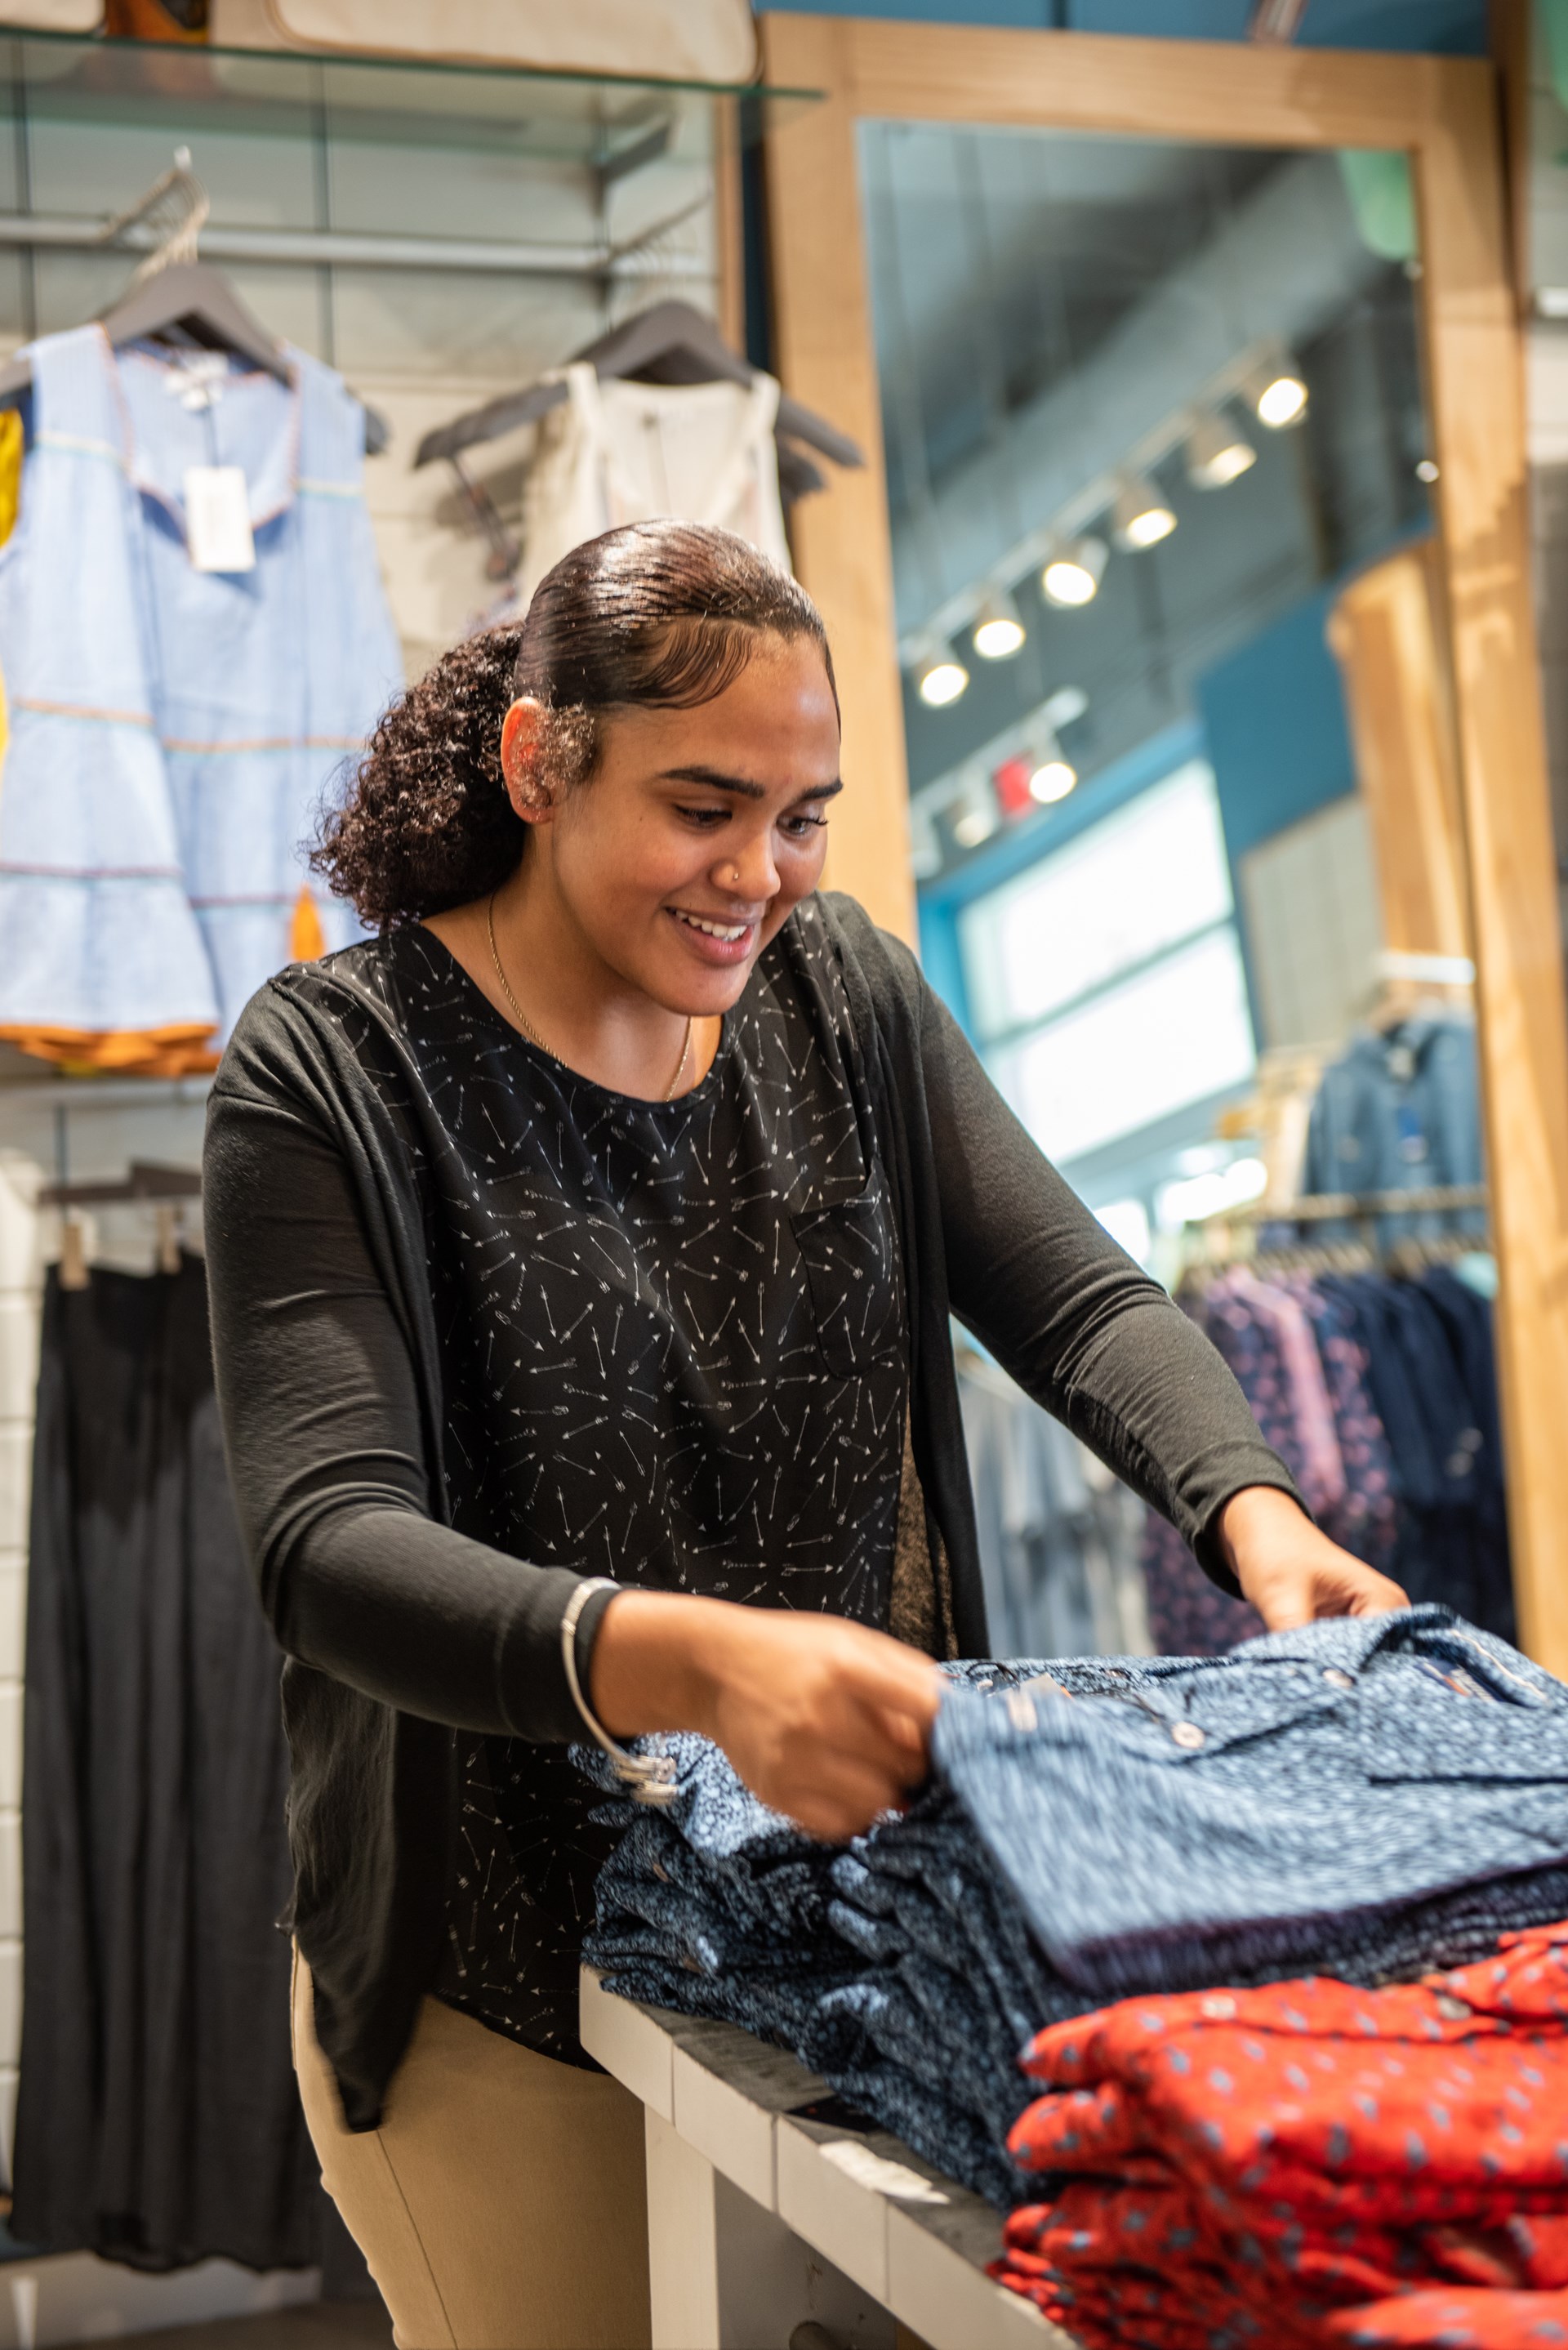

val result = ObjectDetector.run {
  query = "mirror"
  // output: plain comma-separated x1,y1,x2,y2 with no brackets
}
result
856,119,1503,1657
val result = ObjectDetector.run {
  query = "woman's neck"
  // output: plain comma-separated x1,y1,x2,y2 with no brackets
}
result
425,863,715,1101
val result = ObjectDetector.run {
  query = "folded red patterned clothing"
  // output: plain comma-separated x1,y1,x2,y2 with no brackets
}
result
993,1923,1568,2349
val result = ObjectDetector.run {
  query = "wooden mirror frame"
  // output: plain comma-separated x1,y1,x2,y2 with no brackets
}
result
761,15,1568,1673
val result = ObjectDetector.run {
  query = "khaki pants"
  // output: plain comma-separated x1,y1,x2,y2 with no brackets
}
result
292,1952,653,2350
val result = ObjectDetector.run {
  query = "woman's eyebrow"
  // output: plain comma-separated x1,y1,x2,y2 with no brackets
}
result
656,765,844,802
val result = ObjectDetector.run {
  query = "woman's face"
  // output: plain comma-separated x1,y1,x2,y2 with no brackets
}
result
502,635,842,1015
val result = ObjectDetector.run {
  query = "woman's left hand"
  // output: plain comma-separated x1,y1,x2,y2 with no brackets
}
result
1216,1484,1409,1632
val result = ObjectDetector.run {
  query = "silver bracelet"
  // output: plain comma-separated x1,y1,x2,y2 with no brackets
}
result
561,1577,677,1808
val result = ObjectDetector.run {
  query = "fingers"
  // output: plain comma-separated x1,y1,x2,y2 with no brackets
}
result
787,1756,912,1841
1254,1560,1412,1630
1256,1593,1316,1632
706,1609,943,1841
1345,1568,1410,1615
833,1638,942,1730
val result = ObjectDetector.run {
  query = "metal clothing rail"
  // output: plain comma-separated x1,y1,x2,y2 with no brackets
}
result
0,211,710,279
1232,1184,1488,1222
37,1158,201,1210
0,1074,213,1112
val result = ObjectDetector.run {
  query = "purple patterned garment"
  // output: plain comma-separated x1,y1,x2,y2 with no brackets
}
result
1292,1275,1399,1573
1141,1273,1398,1656
1141,1508,1264,1655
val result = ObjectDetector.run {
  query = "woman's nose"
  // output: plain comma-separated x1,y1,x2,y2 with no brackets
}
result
715,835,778,903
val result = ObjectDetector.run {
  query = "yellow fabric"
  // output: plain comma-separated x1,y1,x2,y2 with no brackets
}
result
289,885,327,964
292,1955,652,2350
0,411,22,551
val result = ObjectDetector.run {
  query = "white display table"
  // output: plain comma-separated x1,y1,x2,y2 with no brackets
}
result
580,1966,1075,2350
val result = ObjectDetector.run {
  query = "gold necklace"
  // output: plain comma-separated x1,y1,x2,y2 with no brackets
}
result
486,892,693,1102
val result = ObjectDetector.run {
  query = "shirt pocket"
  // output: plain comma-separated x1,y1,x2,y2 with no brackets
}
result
790,1160,902,1376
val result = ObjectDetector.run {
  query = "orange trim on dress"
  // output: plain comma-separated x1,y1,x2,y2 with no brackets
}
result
0,1020,220,1077
289,887,327,964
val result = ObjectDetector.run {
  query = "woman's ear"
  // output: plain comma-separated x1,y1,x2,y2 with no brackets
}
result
500,698,555,823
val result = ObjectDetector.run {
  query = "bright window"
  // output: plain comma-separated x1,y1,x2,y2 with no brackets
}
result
960,761,1235,1038
959,763,1257,1166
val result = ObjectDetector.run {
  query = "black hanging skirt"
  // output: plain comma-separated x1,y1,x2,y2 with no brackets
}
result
11,1254,321,2272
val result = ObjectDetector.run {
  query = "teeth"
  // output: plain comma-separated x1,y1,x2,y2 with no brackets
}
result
674,911,748,942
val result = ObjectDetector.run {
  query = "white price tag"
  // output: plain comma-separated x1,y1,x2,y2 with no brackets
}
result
184,466,256,573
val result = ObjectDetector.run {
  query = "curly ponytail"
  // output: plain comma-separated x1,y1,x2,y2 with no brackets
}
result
312,622,526,927
313,519,836,928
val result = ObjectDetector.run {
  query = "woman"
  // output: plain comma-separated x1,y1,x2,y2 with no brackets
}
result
204,520,1405,2349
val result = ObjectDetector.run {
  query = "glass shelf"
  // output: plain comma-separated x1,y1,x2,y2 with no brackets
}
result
0,29,820,164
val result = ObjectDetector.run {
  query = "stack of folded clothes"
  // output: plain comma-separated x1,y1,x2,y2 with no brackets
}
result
581,1608,1568,2214
996,1927,1568,2348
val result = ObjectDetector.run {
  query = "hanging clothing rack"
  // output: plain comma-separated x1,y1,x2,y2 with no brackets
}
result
414,298,862,475
1178,1184,1491,1292
1181,1229,1486,1292
37,1160,202,1211
1232,1184,1489,1222
36,1161,202,1288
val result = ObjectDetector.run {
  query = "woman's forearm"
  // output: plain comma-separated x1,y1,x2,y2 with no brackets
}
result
589,1590,724,1737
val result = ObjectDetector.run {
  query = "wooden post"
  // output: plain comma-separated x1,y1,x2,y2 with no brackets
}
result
1327,544,1471,961
762,15,917,945
1415,73,1568,1668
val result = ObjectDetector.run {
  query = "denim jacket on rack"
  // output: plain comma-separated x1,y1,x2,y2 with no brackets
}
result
0,323,402,1068
1301,1016,1482,1236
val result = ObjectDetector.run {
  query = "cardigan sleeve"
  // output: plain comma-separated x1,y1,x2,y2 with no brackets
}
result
909,954,1304,1588
203,1070,618,1741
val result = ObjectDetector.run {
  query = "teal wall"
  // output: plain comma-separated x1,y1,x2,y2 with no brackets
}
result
1196,580,1358,864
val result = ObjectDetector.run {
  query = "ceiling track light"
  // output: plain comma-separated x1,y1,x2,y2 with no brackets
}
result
1111,473,1177,551
1042,683,1089,730
1027,725,1077,805
971,584,1027,660
1185,408,1257,490
1245,353,1308,429
951,785,999,849
1248,0,1307,40
1041,533,1107,609
914,640,969,708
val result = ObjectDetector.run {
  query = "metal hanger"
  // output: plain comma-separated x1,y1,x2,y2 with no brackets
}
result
413,297,862,474
0,151,389,453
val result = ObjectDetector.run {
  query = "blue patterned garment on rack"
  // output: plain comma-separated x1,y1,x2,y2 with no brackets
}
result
0,325,402,1061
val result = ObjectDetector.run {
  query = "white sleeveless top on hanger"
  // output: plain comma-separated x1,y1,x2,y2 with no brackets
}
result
517,363,791,606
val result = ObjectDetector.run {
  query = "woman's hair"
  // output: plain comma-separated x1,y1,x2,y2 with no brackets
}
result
313,519,836,926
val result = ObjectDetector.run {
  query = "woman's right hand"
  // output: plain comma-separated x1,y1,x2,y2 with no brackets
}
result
588,1591,942,1840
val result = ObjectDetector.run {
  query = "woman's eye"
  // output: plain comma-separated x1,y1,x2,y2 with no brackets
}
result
674,805,728,829
781,813,829,839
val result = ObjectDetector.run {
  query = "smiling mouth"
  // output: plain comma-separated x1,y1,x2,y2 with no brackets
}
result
670,909,752,943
